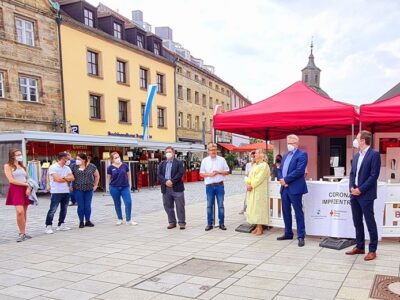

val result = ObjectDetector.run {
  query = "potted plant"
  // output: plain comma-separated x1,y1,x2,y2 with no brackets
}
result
225,152,236,174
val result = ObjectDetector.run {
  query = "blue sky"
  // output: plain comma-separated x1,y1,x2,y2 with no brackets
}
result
89,0,400,105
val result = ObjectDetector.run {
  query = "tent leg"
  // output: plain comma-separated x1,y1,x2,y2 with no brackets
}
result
351,124,355,156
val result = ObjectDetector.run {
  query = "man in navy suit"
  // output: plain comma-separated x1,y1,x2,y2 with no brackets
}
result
346,130,381,261
157,146,186,230
277,134,308,247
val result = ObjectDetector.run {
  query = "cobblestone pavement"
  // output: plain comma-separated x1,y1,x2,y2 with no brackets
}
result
0,174,246,244
0,174,399,299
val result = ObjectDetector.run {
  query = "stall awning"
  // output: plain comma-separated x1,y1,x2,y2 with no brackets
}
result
218,143,236,151
360,95,400,132
214,81,359,140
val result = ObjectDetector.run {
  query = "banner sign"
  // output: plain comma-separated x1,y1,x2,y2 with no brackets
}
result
142,84,157,141
304,181,386,239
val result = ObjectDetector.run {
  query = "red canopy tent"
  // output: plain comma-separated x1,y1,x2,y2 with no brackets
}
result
360,95,400,133
213,81,359,140
234,142,273,152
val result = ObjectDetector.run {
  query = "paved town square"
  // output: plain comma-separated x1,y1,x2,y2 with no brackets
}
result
0,175,398,300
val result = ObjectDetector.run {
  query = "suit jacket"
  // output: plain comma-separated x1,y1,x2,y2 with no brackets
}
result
278,149,308,195
157,158,185,194
349,147,381,201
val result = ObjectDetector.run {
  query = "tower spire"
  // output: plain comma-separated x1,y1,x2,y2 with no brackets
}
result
310,36,314,55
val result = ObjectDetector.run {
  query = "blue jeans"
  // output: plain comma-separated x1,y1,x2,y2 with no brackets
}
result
45,193,70,226
109,186,132,221
206,184,225,226
75,190,93,223
69,182,76,204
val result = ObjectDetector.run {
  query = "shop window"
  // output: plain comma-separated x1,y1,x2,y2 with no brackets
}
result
15,17,35,46
157,73,165,93
116,60,127,83
118,100,128,123
0,71,4,98
139,67,148,89
89,94,102,119
87,50,99,76
178,85,183,99
19,76,38,102
84,9,94,27
113,22,122,39
157,107,166,128
186,88,191,102
195,91,199,105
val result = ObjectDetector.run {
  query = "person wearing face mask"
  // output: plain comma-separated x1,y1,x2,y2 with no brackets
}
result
346,130,381,261
157,146,186,229
239,151,256,214
65,152,77,206
277,134,308,247
271,154,282,181
45,152,75,234
4,149,33,242
107,152,137,225
71,153,100,228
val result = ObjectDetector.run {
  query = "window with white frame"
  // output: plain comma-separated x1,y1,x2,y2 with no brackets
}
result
116,60,127,83
137,34,144,48
118,100,128,123
15,17,34,46
139,68,148,89
113,22,122,39
157,107,166,128
19,76,38,102
154,42,160,55
195,116,200,130
84,9,94,27
156,73,164,93
0,72,4,98
89,94,101,119
187,114,192,129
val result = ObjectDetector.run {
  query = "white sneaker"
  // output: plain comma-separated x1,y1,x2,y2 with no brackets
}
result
116,220,123,226
126,221,138,226
56,223,71,231
45,225,54,234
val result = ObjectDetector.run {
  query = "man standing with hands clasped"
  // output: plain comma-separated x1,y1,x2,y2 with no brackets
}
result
346,130,381,261
200,143,230,231
277,134,308,247
157,146,186,230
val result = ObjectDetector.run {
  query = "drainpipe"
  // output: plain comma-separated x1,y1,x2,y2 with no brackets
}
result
56,12,67,133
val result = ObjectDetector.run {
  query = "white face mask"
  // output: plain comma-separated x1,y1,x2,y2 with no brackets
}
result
165,152,173,160
75,160,82,166
15,155,23,162
65,160,71,166
114,158,121,164
287,144,295,152
353,139,360,149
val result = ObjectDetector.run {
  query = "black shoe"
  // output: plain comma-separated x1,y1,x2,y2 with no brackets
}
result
79,222,84,228
85,221,95,227
219,225,227,230
298,238,305,247
205,225,213,231
277,235,293,240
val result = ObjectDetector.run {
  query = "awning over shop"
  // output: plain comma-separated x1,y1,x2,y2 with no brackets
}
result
213,81,359,140
0,131,205,152
218,143,236,151
360,95,400,132
234,142,273,152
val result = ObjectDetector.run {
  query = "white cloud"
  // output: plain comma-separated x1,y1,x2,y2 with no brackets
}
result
87,0,400,105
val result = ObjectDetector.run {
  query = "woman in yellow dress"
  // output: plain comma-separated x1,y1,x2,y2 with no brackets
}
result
245,149,270,235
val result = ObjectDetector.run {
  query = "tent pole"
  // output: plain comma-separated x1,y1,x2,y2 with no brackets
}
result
351,124,355,156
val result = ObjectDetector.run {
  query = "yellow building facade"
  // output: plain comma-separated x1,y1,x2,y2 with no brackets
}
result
60,16,176,142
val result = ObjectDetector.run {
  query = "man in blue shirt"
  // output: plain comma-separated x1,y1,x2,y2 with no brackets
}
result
277,134,308,247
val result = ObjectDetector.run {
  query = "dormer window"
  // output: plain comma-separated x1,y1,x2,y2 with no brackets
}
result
137,34,144,48
84,9,94,27
154,42,160,55
113,22,122,39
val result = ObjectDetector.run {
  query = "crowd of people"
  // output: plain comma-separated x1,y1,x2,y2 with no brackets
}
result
4,132,381,261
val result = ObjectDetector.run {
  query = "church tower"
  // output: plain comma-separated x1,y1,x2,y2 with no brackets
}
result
301,41,329,97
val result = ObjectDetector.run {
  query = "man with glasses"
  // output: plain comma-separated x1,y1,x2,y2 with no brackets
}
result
200,143,230,231
45,152,75,234
277,134,308,247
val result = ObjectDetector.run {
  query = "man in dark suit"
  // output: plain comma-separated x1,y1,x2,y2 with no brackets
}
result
277,134,308,247
157,146,186,229
346,130,381,261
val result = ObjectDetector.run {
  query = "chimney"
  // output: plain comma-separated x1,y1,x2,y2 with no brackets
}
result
132,10,143,24
155,26,173,41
